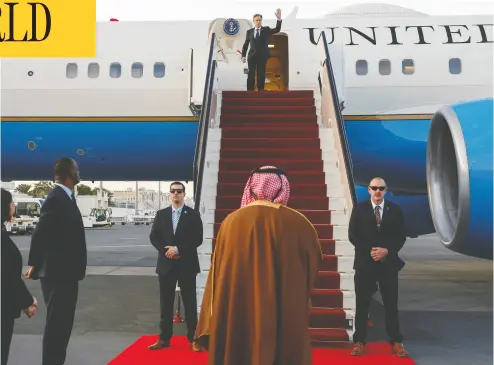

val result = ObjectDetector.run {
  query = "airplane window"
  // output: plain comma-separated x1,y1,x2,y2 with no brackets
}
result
88,63,99,78
154,62,165,78
132,62,144,78
449,58,461,74
66,63,78,78
379,59,391,75
356,60,367,75
402,59,414,75
110,62,121,78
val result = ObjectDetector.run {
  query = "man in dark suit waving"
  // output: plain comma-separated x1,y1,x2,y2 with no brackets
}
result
148,182,203,352
348,177,409,358
241,9,282,91
25,157,87,365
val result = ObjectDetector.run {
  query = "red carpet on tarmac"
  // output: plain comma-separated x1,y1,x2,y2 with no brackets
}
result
107,336,416,365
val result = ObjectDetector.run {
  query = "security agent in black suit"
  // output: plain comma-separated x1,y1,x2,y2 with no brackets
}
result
1,188,38,365
25,158,87,365
241,9,282,91
148,182,204,352
348,177,409,358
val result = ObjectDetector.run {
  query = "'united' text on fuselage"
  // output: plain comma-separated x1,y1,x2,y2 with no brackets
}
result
305,24,493,46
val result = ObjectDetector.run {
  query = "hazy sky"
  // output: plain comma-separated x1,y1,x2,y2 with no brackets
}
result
96,0,494,19
9,0,493,193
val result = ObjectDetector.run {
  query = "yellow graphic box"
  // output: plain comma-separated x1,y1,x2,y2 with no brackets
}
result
0,0,96,57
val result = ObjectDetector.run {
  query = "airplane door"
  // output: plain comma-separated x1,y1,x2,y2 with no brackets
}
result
326,44,345,104
188,48,193,104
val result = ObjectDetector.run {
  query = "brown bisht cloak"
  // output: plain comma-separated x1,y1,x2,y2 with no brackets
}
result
194,200,322,365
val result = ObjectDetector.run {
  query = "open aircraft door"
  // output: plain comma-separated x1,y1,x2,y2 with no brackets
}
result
264,57,285,91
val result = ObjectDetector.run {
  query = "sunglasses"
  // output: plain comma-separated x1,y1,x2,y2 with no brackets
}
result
369,186,386,191
170,189,184,194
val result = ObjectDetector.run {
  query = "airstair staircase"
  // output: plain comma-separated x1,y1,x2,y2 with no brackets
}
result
192,25,356,345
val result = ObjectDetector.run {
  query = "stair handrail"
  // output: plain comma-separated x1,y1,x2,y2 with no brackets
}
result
188,48,202,116
321,31,357,207
194,61,217,211
216,36,228,63
193,33,217,211
193,33,216,190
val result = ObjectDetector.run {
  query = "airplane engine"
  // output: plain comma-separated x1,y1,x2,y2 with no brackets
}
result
426,98,493,260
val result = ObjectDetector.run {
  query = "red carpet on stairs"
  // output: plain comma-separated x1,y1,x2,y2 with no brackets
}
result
219,90,349,343
107,90,416,364
107,336,416,365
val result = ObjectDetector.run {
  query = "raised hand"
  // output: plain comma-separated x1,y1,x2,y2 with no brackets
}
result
275,8,281,19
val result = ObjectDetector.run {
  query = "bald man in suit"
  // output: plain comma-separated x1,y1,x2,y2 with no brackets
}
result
348,177,409,358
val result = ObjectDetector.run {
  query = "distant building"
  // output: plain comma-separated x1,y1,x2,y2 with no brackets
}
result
111,188,136,208
110,187,174,211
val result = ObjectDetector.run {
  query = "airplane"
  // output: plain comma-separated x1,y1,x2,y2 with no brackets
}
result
1,3,492,260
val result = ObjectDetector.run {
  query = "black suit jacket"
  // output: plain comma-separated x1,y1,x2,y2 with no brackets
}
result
2,229,34,319
242,20,282,61
149,205,203,276
28,185,87,281
348,200,406,270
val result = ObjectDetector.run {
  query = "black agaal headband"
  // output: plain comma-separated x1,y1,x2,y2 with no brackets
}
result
249,167,287,202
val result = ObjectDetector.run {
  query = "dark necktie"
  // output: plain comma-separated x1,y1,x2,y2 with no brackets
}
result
256,29,260,39
374,206,381,227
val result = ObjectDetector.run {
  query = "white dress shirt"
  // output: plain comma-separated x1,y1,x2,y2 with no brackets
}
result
371,200,384,218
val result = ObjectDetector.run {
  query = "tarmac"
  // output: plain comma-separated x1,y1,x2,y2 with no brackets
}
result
8,225,493,365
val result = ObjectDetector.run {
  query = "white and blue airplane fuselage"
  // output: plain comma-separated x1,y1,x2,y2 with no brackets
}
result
1,4,492,258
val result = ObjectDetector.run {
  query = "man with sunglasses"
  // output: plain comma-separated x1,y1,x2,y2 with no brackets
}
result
348,177,409,358
148,182,203,352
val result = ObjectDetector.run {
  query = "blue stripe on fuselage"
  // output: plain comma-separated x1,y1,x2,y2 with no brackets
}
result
1,120,199,181
2,115,433,195
344,116,432,194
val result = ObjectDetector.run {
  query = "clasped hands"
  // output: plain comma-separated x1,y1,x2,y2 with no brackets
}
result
165,246,181,260
371,247,388,262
